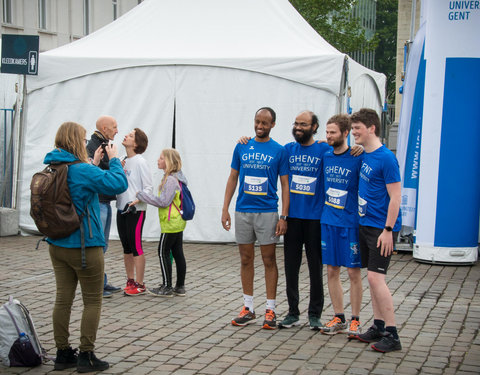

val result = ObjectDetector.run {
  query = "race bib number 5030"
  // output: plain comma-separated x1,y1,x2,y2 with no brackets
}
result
290,175,316,196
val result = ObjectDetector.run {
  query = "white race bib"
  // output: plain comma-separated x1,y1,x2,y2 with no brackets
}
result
244,176,268,195
358,195,367,217
290,175,316,196
325,187,348,209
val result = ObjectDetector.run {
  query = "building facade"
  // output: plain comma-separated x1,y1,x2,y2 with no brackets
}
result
1,0,142,52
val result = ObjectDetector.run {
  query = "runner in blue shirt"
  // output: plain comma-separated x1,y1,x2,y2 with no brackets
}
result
222,107,289,330
278,111,330,330
319,114,364,339
351,108,402,353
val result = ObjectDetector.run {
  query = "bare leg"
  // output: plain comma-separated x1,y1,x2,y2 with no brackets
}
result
239,243,255,296
134,254,146,285
367,270,395,326
260,244,277,300
124,254,134,280
327,265,344,314
348,267,362,317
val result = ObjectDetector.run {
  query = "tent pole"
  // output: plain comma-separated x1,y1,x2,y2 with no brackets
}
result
14,75,27,210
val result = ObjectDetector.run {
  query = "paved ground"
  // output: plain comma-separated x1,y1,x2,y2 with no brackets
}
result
0,235,479,374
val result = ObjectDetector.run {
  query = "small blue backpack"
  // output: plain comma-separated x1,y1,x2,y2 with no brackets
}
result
173,181,195,221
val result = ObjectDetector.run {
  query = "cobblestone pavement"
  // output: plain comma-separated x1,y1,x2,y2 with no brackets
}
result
0,235,479,374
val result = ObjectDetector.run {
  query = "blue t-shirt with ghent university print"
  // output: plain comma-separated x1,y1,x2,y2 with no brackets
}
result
284,141,330,220
231,138,289,213
321,148,363,228
358,145,402,231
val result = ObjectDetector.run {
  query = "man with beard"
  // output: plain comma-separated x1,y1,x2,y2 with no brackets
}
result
278,110,330,330
222,107,289,330
86,115,121,298
319,114,364,338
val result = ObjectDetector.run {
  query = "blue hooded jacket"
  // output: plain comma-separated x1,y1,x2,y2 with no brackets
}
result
44,148,128,249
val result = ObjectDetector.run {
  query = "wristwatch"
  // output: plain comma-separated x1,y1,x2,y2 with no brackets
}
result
384,226,393,232
279,215,288,221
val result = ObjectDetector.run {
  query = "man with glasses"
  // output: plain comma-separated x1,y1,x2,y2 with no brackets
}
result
278,111,330,330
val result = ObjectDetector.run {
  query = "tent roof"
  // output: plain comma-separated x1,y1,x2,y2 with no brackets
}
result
29,0,349,93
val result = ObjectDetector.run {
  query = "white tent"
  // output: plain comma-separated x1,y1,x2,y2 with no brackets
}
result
18,0,386,242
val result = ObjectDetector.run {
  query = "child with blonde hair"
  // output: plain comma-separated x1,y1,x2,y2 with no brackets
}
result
137,148,188,297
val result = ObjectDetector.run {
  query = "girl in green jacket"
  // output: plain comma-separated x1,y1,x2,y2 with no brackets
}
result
137,148,188,297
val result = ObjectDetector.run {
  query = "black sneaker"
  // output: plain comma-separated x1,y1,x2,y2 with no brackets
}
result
262,309,277,330
173,286,186,296
148,286,173,297
77,351,109,373
356,325,385,343
104,283,121,293
371,334,402,353
54,346,78,370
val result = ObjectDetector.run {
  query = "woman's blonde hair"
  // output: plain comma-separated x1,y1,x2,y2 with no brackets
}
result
54,122,89,163
159,148,182,190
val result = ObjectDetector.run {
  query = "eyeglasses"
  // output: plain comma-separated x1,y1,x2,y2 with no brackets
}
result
292,122,312,128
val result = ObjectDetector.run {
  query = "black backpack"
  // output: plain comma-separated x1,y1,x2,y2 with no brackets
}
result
30,161,81,239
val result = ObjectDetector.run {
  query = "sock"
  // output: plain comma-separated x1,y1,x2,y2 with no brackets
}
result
351,315,360,322
374,319,385,332
243,294,254,312
386,326,399,340
335,313,346,323
266,299,276,312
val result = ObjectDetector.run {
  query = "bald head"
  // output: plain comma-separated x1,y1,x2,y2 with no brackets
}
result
96,115,118,140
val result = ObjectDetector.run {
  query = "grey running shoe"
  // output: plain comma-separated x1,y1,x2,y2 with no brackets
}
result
278,314,300,328
321,316,347,335
262,309,277,330
148,286,173,297
173,286,186,296
232,306,256,326
356,325,385,343
371,334,402,352
347,319,362,339
308,316,325,331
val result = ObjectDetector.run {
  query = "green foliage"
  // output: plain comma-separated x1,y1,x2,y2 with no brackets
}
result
289,0,378,54
289,0,398,103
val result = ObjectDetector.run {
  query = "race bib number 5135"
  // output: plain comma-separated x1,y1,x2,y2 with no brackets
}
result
244,176,268,195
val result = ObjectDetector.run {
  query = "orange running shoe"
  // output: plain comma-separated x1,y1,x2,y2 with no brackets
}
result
231,306,256,326
262,309,277,330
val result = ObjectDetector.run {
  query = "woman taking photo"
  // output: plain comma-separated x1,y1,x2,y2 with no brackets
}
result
137,148,188,297
116,128,153,296
45,122,127,372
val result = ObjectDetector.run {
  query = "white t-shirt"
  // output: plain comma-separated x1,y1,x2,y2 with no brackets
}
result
116,154,153,211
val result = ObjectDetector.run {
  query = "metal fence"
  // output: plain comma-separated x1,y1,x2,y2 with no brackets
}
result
1,108,15,208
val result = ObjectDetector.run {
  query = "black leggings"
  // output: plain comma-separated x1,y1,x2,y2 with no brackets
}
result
157,232,186,287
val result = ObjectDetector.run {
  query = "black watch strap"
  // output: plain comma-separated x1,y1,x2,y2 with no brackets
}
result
384,226,393,232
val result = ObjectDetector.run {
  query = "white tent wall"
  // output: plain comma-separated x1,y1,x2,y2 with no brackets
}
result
18,66,175,237
175,65,340,242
